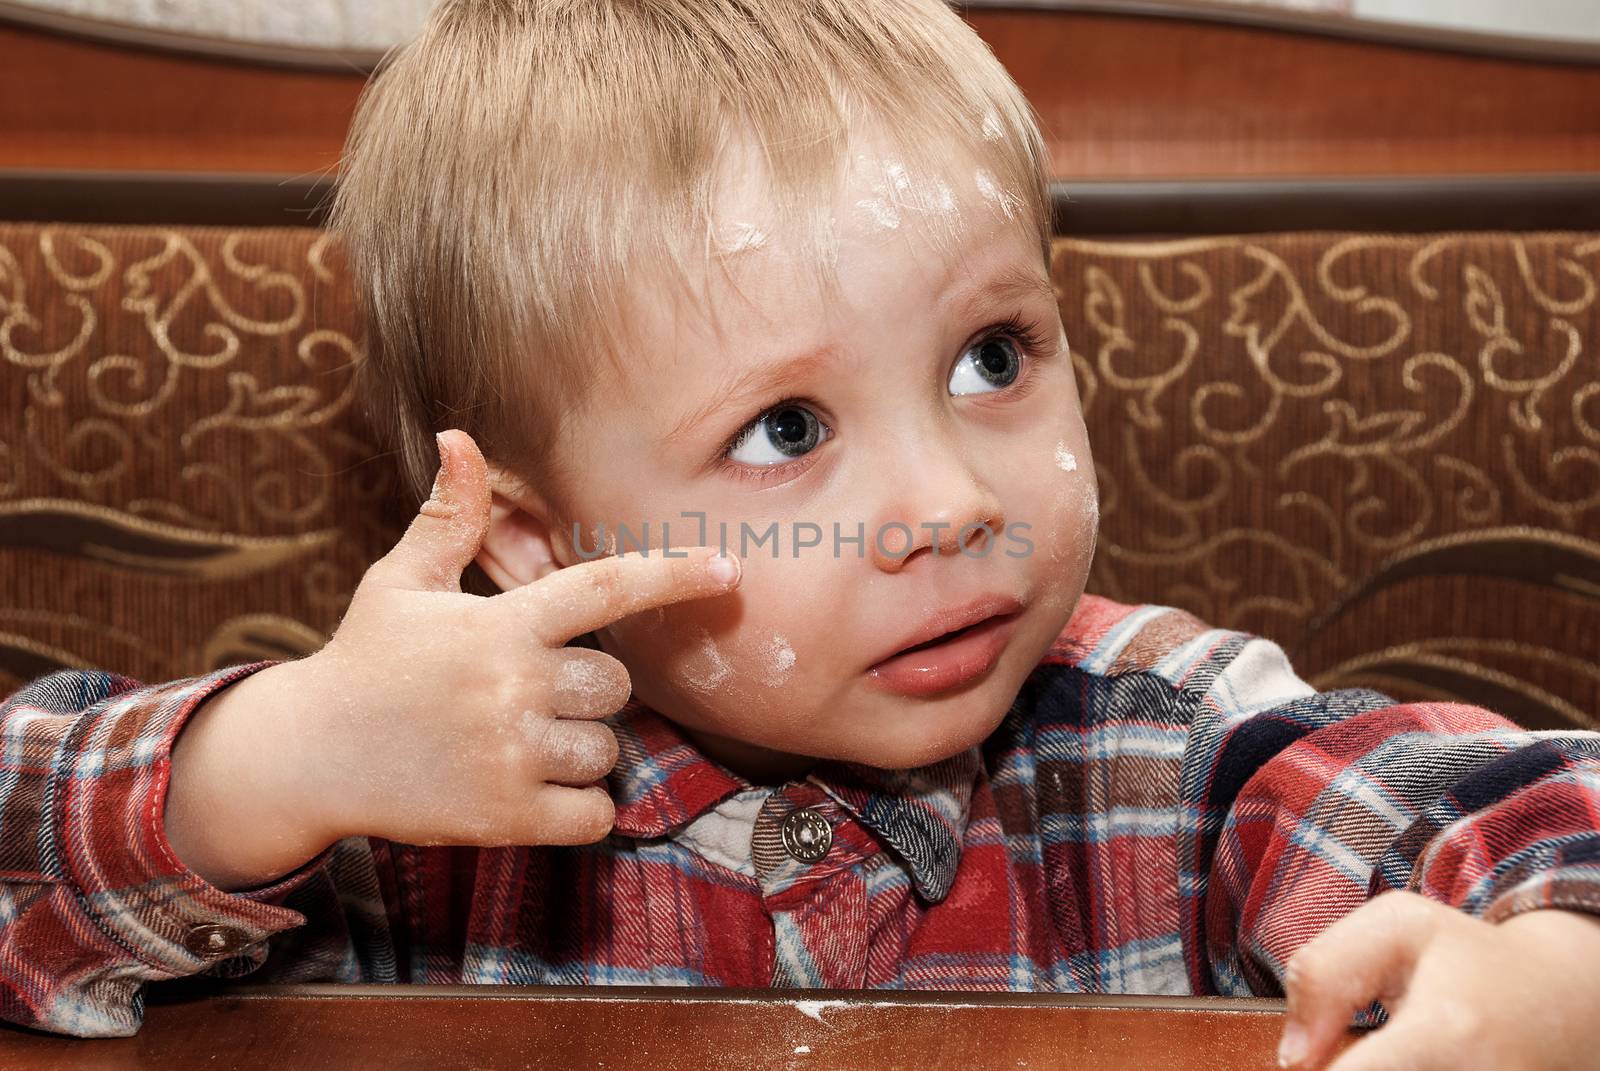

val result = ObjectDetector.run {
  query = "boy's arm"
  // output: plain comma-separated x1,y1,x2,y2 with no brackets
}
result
0,663,339,1038
1178,634,1600,1000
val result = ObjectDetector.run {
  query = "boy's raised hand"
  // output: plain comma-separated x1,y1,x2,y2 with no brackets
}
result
164,429,741,891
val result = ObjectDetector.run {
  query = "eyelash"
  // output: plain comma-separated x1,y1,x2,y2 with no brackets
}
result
714,311,1055,486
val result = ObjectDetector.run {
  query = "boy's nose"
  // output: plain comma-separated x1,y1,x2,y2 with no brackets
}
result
868,448,1005,573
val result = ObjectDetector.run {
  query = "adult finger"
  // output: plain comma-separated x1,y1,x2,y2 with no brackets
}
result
501,545,741,646
1278,891,1448,1070
367,429,492,592
547,649,632,720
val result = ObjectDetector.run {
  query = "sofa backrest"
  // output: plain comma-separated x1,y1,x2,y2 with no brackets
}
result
2,223,1595,728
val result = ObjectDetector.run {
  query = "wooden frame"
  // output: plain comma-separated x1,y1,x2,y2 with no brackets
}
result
1,985,1318,1068
2,3,1598,232
4,168,1599,234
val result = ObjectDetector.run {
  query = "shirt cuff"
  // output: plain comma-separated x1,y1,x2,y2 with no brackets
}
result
1481,842,1600,925
53,661,336,975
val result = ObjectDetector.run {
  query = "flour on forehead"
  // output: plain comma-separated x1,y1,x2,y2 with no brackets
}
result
974,167,1023,221
716,219,769,255
852,153,963,233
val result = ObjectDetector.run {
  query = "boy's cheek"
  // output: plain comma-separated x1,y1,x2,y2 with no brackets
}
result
599,580,821,710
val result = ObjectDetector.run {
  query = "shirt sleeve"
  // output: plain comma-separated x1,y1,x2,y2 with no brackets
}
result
0,663,339,1037
1182,635,1600,1004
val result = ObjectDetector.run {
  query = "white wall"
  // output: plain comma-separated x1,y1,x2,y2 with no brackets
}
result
7,0,438,49
1355,0,1600,42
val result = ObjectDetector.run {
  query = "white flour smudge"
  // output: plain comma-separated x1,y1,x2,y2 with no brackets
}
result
980,106,1005,141
763,632,797,686
1054,441,1078,472
682,628,733,693
793,1045,812,1055
719,220,768,253
974,167,1022,220
853,155,959,231
793,1000,844,1024
856,195,900,230
556,658,610,696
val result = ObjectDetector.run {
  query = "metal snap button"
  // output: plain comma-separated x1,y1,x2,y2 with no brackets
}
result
780,807,832,863
183,924,246,958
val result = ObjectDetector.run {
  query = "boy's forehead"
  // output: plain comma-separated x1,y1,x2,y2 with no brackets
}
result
587,126,1044,421
684,145,1032,348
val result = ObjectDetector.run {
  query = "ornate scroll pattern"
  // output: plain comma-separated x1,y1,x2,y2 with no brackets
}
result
1057,233,1600,728
0,223,398,689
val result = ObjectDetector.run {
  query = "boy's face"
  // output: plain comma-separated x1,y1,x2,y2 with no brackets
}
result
521,134,1097,781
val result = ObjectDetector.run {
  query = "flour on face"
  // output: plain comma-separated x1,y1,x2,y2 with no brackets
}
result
762,632,797,686
681,627,734,693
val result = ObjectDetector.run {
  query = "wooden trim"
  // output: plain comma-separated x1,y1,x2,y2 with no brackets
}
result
963,0,1600,65
5,167,1599,235
0,169,332,227
1050,173,1600,235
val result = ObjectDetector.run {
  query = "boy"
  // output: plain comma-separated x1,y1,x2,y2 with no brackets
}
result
4,1,1600,1067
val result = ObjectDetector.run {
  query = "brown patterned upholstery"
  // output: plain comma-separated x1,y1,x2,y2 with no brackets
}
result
2,223,1596,729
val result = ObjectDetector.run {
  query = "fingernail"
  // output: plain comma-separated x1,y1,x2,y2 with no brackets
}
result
1277,1022,1308,1069
706,549,741,586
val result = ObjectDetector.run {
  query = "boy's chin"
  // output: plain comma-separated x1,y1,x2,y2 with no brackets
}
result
835,699,1014,771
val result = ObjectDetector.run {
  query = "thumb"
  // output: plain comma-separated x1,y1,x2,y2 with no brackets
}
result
371,429,492,592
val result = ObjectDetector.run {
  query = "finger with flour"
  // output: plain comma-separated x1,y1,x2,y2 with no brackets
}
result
499,545,743,646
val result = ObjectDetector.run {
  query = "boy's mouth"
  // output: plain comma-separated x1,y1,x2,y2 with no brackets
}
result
871,593,1024,664
864,593,1024,697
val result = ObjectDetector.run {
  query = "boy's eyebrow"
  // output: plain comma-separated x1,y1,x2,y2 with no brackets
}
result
660,263,1056,449
948,263,1057,327
662,345,840,448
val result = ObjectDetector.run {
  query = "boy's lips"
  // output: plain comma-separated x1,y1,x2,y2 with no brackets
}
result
864,593,1024,697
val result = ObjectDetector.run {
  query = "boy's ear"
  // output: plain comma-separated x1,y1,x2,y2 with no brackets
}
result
475,463,565,592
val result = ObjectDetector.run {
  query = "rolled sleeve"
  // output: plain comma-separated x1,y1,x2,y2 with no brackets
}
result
51,662,334,971
2,664,334,1035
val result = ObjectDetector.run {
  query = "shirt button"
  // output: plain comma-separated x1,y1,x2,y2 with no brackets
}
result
183,924,247,958
780,807,832,863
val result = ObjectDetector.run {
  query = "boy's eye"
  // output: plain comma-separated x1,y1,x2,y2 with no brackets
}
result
948,336,1022,396
726,403,830,466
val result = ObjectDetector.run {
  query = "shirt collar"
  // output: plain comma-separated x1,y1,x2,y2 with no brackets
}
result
604,699,981,903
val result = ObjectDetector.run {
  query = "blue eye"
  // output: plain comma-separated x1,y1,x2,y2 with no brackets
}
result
949,335,1022,395
725,403,830,466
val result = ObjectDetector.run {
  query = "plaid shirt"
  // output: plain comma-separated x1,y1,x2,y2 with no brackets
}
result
4,595,1600,1038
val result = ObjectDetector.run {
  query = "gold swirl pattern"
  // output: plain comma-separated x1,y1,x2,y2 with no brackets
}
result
0,223,399,693
0,223,1594,730
1056,233,1600,728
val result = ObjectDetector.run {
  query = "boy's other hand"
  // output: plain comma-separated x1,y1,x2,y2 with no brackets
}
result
165,429,741,889
1276,889,1600,1070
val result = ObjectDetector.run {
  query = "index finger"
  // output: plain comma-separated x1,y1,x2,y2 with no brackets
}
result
500,545,742,645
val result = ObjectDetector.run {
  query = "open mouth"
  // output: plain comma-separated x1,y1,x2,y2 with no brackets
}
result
893,616,995,657
865,608,1023,697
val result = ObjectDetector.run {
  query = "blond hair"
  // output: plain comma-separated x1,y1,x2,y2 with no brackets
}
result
329,0,1052,512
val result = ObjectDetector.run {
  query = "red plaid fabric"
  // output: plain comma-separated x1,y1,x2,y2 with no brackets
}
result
4,595,1598,1037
